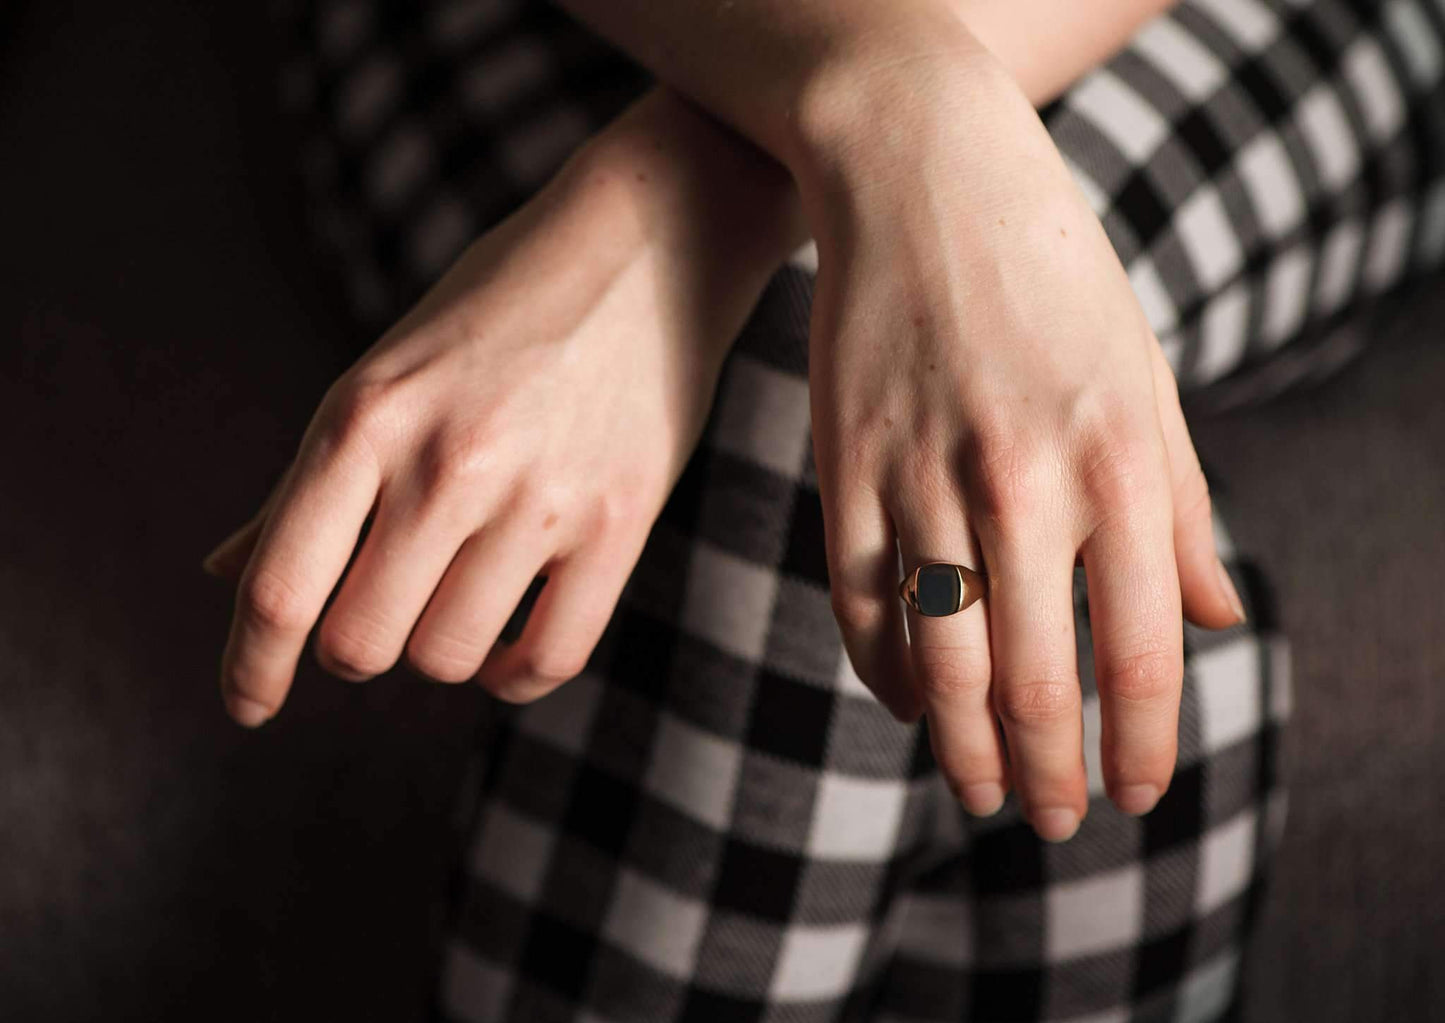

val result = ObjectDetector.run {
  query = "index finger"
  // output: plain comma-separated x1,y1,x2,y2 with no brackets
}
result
219,428,380,726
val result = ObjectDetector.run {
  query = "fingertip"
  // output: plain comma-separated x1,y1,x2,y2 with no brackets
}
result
225,693,273,728
1215,558,1246,625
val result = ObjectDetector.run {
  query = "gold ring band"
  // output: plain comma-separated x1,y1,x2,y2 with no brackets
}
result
898,562,987,617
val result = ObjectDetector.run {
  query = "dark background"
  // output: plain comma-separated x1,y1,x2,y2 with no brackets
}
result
1,1,1442,1020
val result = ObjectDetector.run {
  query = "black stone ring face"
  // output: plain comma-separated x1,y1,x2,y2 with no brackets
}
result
898,562,988,617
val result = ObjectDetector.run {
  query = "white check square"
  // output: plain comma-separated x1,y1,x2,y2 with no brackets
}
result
711,355,813,480
1069,69,1171,164
1046,863,1145,961
807,773,907,861
1196,809,1257,915
1194,637,1263,753
770,923,869,1001
602,869,707,979
644,713,742,831
1177,185,1245,292
682,541,778,663
470,803,554,903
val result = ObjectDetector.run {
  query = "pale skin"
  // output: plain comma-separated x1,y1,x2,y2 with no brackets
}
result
206,0,1247,844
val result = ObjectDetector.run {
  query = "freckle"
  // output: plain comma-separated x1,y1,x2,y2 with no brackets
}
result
928,362,937,371
1060,227,1067,237
884,416,894,428
543,513,558,530
998,217,1006,226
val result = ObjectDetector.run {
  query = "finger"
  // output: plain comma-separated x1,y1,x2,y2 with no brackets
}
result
818,478,921,723
1149,339,1245,629
203,470,289,579
1080,473,1184,817
220,440,380,727
891,483,1008,817
474,520,649,703
404,504,558,685
203,513,265,580
313,470,492,683
976,516,1087,842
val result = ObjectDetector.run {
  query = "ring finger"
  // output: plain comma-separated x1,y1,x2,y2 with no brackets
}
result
891,481,1007,817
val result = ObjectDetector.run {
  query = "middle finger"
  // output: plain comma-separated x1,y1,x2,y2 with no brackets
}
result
978,517,1089,842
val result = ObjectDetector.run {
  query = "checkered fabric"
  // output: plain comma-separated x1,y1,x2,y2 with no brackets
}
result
272,0,1445,1020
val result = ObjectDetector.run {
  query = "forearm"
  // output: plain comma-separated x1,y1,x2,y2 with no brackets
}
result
552,0,1177,175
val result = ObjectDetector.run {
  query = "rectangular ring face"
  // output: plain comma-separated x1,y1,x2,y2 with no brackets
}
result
915,563,962,617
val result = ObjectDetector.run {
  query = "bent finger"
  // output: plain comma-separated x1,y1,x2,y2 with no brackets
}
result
891,484,1006,816
1081,496,1183,817
819,482,921,722
475,521,649,703
1150,339,1245,630
220,437,380,726
406,503,558,684
978,519,1088,842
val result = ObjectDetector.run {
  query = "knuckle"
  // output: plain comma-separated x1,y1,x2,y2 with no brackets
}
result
1175,465,1214,527
1100,645,1181,705
966,426,1049,526
316,623,395,679
414,421,498,501
319,374,402,458
830,588,883,637
527,650,589,687
913,643,991,700
225,671,277,713
405,636,480,684
1078,429,1158,511
940,752,1005,792
480,647,590,703
994,673,1080,726
514,478,576,530
238,569,312,634
587,484,645,537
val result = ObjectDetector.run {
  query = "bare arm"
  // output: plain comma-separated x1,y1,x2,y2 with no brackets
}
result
552,0,1177,175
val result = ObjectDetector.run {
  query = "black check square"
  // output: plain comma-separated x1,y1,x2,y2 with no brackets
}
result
744,668,835,766
712,838,803,922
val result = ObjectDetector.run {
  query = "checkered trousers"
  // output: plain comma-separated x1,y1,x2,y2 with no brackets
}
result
270,0,1445,1020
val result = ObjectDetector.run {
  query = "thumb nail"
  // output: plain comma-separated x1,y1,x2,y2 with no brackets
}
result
201,520,255,577
1216,558,1246,625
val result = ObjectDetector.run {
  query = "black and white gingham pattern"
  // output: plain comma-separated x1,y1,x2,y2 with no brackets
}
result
273,0,1445,1019
430,270,1291,1023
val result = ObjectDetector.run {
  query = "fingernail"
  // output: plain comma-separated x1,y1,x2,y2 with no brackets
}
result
1113,783,1160,816
960,782,1005,817
1032,807,1080,843
1216,558,1246,624
201,531,247,576
225,694,272,728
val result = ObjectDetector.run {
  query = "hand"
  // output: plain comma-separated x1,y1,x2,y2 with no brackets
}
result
795,37,1245,839
203,91,801,725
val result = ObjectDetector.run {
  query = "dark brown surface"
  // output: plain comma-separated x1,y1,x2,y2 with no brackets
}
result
0,2,1441,1020
0,4,483,1020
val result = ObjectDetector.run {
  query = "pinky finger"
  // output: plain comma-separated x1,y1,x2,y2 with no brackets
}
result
475,525,648,704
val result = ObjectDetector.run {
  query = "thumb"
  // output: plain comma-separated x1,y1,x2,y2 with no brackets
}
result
201,512,266,581
201,465,289,581
1150,341,1246,630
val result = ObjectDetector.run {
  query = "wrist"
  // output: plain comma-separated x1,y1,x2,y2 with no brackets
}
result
785,18,1021,216
550,90,806,365
586,90,806,270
